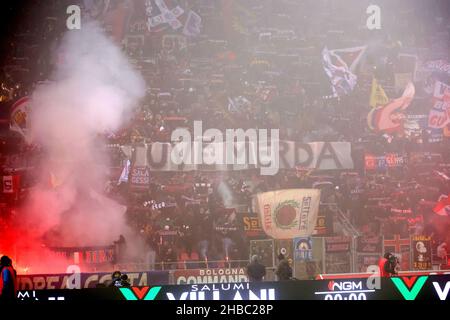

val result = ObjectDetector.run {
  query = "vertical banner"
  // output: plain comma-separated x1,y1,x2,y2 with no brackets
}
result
383,235,411,271
293,237,313,261
411,235,432,270
256,189,321,239
325,236,352,274
249,239,274,268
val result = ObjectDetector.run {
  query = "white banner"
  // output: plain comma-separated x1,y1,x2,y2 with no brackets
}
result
255,189,321,239
121,141,353,172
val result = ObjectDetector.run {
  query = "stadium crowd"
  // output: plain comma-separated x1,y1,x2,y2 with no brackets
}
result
0,0,449,270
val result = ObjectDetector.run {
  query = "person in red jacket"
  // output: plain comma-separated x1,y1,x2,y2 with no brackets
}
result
378,252,399,277
0,256,18,300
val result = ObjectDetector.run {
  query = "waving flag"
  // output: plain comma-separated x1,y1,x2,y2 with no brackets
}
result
143,0,202,36
255,189,321,239
118,160,131,185
10,96,31,141
182,10,202,37
433,194,450,216
370,78,389,108
367,82,415,134
322,47,357,98
329,46,367,72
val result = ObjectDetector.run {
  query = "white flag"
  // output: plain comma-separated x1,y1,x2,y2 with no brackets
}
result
256,189,321,239
117,159,131,185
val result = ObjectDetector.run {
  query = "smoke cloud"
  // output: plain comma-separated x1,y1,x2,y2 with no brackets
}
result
10,22,145,272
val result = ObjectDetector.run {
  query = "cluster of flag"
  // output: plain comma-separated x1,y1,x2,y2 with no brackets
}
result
321,46,366,98
367,82,415,135
143,0,202,37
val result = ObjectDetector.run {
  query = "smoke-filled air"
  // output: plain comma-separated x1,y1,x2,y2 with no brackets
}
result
4,22,145,273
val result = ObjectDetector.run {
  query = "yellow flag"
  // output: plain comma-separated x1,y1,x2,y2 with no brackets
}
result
370,78,389,108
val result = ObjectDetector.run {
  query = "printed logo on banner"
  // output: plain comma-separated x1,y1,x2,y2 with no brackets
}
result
119,286,162,300
391,276,428,300
256,189,321,239
294,237,312,261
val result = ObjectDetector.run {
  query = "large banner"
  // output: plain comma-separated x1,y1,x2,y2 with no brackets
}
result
412,235,432,270
17,271,169,290
365,153,407,170
255,189,321,239
174,268,248,285
121,141,354,171
49,246,116,265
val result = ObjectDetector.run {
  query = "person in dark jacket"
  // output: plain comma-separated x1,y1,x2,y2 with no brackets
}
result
110,271,122,287
246,255,266,282
275,254,292,281
0,256,18,300
378,252,399,277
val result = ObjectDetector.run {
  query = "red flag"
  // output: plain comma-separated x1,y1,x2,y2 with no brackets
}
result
433,194,450,216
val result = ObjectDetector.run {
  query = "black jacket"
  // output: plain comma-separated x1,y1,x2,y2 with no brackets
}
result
246,261,266,281
276,259,292,280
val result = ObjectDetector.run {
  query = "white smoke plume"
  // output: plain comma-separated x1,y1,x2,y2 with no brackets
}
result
23,22,145,250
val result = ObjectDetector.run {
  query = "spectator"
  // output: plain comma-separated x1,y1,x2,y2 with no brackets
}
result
275,254,292,281
0,256,17,300
246,255,266,282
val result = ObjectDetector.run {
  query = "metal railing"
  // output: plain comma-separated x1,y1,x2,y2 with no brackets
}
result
323,202,361,237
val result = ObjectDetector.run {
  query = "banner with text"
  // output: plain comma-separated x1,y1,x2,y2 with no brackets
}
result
256,189,321,239
174,268,248,285
121,141,354,171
